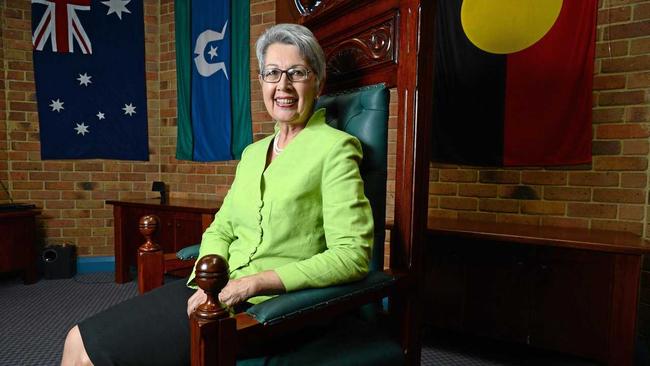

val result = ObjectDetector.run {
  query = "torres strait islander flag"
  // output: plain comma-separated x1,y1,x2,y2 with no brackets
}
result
175,0,252,162
31,0,149,160
431,0,597,166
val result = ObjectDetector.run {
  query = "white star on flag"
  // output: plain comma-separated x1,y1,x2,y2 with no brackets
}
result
75,123,89,136
77,73,92,86
49,99,64,112
208,45,218,59
97,111,106,120
102,0,131,20
122,103,136,116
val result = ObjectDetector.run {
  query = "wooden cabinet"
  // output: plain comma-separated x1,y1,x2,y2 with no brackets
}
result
0,209,39,284
107,199,220,284
424,219,649,365
462,241,531,344
529,248,613,360
422,241,465,332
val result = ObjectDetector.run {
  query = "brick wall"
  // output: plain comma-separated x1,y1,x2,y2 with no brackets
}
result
428,0,650,240
1,2,645,262
0,0,8,203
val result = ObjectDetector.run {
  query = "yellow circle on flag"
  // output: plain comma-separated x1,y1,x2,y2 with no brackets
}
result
460,0,563,54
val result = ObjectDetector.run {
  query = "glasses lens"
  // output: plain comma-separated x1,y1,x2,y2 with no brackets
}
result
287,67,309,82
262,68,282,82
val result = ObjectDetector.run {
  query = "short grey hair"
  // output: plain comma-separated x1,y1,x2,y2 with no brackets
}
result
256,23,326,89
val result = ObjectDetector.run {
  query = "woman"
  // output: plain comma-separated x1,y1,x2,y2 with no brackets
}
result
61,23,373,366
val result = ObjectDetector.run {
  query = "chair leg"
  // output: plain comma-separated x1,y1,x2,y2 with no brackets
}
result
138,249,164,294
190,316,236,366
190,254,236,366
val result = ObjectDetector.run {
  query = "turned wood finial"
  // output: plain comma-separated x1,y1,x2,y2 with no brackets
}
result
139,215,160,252
194,254,230,320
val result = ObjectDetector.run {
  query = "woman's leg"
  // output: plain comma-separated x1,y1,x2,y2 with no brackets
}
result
61,325,93,366
63,279,193,366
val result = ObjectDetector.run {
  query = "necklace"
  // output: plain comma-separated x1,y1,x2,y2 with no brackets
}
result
273,132,284,155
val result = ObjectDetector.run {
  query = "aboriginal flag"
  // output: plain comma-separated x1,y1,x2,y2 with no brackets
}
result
431,0,597,166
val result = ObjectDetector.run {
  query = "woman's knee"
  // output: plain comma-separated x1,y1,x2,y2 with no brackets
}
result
62,325,93,366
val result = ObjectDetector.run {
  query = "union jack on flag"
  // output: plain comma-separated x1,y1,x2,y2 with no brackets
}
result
31,0,149,160
32,0,93,54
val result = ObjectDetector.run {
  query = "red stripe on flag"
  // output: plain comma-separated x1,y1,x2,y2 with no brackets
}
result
72,19,89,53
54,0,70,53
34,12,52,50
503,0,596,166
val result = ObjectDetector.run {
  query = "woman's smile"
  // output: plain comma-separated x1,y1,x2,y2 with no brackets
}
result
275,97,297,108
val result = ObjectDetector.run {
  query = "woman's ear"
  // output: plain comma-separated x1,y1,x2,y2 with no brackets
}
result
317,76,326,97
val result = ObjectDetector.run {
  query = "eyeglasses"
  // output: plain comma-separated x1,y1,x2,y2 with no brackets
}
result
260,66,312,83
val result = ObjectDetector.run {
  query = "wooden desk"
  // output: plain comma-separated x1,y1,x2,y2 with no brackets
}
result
425,219,650,366
107,199,220,284
0,209,39,284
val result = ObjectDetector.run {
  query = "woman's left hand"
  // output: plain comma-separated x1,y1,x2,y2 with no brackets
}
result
218,276,257,307
217,270,285,307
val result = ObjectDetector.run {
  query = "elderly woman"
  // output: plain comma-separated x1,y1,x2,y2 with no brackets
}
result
61,23,373,366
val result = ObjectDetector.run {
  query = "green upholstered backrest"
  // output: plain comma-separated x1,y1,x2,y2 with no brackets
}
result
315,83,389,272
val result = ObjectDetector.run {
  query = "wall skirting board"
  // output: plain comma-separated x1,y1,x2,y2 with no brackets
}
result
77,256,115,274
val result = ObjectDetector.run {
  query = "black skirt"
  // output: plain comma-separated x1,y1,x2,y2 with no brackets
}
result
78,279,194,366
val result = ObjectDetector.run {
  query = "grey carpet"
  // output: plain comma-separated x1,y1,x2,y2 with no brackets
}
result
420,331,599,366
0,273,137,366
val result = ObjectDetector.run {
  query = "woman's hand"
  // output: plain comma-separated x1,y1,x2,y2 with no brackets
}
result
186,279,254,316
187,271,286,314
218,277,257,307
219,271,286,307
187,289,207,317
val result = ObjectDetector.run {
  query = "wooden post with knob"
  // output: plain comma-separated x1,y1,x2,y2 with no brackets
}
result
190,254,236,366
137,215,164,294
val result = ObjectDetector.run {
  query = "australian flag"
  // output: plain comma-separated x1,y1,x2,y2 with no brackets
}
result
31,0,149,160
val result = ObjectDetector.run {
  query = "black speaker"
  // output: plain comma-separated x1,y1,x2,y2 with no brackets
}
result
152,181,168,204
42,245,77,279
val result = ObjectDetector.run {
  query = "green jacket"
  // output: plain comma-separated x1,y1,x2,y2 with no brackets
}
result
187,109,373,303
